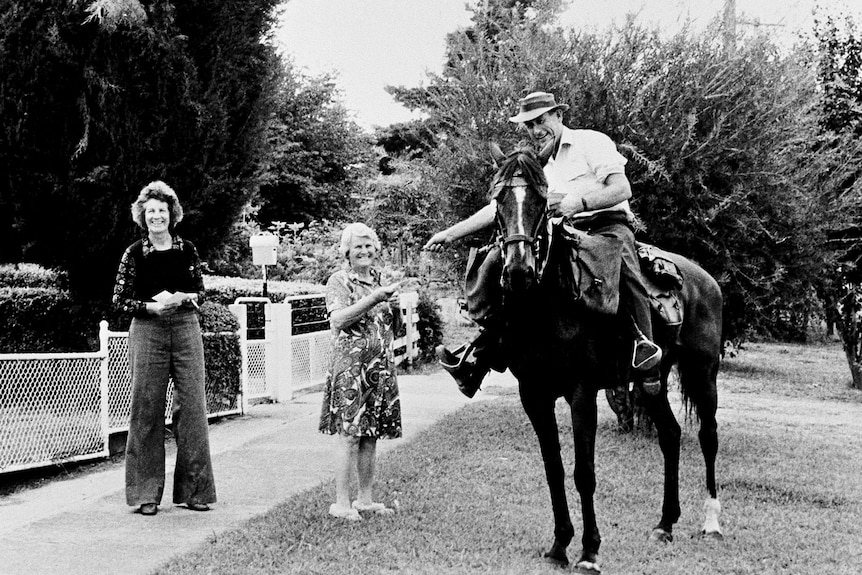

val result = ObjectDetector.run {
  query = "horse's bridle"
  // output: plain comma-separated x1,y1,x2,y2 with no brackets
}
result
491,175,548,250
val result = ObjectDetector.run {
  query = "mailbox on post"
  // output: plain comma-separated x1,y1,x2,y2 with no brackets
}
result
249,232,279,296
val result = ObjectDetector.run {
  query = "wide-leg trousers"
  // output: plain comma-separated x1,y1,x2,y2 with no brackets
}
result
125,310,216,506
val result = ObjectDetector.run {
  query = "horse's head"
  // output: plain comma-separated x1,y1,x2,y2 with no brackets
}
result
489,143,549,293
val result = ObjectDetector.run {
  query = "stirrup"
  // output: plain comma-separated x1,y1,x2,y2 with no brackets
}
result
632,337,662,371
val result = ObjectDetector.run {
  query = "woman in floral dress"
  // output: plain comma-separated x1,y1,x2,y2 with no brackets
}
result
320,222,403,521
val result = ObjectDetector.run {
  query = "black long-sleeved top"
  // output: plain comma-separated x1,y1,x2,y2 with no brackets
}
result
112,235,206,318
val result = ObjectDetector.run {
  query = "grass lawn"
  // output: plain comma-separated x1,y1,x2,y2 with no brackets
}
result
156,340,862,575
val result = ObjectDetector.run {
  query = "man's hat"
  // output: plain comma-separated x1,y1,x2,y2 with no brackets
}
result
508,91,569,123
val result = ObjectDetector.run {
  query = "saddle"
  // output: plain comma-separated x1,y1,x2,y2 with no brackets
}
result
636,242,684,326
463,233,685,327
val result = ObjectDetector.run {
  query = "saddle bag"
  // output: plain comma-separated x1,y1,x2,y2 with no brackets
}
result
464,243,502,326
558,224,622,315
636,242,685,326
636,242,683,291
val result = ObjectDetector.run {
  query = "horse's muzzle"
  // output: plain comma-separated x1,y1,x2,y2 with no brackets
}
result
502,243,536,292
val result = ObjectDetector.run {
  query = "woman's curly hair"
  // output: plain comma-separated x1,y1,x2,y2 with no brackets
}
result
130,180,184,232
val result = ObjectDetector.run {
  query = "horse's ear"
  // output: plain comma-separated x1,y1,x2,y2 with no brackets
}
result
537,139,555,166
489,142,506,167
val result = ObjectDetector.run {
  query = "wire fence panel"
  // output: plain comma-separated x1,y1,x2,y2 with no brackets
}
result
291,331,332,393
0,353,107,474
245,339,269,399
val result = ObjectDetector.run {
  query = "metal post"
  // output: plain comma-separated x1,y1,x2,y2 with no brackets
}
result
98,320,111,457
228,304,249,415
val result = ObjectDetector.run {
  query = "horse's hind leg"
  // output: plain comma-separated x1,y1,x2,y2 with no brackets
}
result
641,390,682,543
519,389,574,566
570,385,601,573
679,355,723,539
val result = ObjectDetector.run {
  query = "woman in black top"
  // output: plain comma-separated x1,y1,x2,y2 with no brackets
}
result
112,181,216,516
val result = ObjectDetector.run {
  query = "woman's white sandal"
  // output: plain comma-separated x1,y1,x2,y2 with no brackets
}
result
329,503,362,521
352,501,395,515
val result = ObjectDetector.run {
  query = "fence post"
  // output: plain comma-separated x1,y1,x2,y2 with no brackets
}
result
271,302,294,402
400,291,420,365
228,304,249,415
98,320,110,456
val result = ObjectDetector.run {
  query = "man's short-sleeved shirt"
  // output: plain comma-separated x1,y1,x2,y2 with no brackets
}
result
544,127,632,221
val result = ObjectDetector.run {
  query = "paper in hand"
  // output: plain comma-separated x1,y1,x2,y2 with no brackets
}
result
152,290,186,306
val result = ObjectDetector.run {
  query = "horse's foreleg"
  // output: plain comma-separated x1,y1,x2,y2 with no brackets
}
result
520,392,574,566
570,387,601,573
642,392,681,543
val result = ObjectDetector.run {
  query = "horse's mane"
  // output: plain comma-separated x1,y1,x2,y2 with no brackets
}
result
491,147,548,198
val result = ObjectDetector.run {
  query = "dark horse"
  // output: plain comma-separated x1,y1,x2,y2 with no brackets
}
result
487,145,723,573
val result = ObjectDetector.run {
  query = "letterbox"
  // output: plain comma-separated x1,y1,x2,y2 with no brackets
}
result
249,233,278,266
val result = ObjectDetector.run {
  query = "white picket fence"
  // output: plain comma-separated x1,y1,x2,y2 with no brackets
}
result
0,292,420,475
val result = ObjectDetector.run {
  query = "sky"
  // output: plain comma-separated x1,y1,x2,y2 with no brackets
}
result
275,0,861,130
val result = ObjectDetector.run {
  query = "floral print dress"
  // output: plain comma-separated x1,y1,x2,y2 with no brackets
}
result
318,268,402,439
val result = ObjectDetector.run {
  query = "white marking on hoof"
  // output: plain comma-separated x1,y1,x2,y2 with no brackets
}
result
575,559,601,574
702,497,723,537
648,528,673,543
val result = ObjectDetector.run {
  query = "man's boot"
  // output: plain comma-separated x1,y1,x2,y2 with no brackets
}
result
436,330,504,398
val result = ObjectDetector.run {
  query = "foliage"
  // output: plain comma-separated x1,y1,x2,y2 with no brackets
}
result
414,289,445,363
0,264,68,290
0,287,96,352
0,0,281,304
805,12,862,387
386,0,837,342
207,211,344,286
202,273,322,306
358,158,446,275
815,13,862,136
255,61,376,225
266,220,345,285
373,120,439,159
202,332,241,413
198,300,240,333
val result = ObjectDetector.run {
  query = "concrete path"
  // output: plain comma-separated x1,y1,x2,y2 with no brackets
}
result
0,371,516,575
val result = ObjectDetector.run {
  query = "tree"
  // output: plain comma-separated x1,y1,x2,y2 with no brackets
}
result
0,0,280,307
255,63,375,225
808,12,862,388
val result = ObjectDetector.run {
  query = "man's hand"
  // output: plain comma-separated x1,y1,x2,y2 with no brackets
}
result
423,230,450,252
547,191,566,216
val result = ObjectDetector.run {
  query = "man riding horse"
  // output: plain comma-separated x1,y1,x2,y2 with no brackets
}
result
424,91,662,396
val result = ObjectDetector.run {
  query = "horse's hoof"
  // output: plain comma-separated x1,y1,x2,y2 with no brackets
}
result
648,527,674,543
574,558,601,574
701,529,725,541
542,549,569,568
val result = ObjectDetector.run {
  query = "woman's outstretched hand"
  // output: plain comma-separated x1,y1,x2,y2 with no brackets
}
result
372,282,401,306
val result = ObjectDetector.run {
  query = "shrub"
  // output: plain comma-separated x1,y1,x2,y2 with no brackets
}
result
202,274,322,305
0,264,68,290
0,287,97,352
203,332,241,413
414,288,445,364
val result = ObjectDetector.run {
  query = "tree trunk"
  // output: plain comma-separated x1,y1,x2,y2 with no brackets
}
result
838,283,862,390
